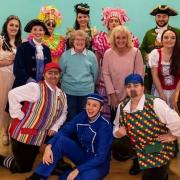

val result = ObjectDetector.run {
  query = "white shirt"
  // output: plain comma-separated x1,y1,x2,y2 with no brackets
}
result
8,81,67,132
113,94,180,137
148,49,170,68
33,38,44,60
155,25,168,41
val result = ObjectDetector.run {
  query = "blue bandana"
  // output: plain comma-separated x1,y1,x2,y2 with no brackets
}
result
87,93,104,104
125,73,144,85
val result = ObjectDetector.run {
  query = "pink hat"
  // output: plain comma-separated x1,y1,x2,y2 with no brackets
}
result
44,62,61,73
102,7,129,27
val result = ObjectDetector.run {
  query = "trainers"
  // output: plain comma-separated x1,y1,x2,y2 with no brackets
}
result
2,135,9,146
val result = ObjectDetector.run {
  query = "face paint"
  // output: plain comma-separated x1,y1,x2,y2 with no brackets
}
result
130,90,137,98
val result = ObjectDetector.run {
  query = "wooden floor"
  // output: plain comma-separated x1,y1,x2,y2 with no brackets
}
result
0,136,180,180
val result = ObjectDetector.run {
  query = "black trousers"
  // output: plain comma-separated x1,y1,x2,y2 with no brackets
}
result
10,138,39,173
110,108,117,123
142,162,169,180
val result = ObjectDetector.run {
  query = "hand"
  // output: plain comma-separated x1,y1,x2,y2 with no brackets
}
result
67,169,79,180
43,144,53,165
2,58,14,65
8,52,15,60
3,52,15,65
110,93,117,110
48,130,56,136
115,126,127,138
170,91,178,110
159,93,167,102
158,133,177,143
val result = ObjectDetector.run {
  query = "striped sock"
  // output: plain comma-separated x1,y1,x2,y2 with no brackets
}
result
3,155,14,168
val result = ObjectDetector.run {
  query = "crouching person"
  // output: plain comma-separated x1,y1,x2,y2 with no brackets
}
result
27,93,113,180
0,63,67,173
113,73,180,180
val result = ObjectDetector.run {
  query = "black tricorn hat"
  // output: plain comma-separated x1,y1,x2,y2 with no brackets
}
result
150,5,178,16
24,19,50,35
74,3,90,15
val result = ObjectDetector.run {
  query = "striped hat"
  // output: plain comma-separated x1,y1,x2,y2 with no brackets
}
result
87,93,104,104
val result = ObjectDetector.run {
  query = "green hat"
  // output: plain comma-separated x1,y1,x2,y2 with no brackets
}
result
150,5,178,16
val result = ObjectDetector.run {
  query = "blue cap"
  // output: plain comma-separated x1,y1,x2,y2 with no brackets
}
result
87,93,104,104
125,73,144,85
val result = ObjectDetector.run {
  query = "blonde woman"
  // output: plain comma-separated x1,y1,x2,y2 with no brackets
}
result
92,7,139,119
103,25,144,117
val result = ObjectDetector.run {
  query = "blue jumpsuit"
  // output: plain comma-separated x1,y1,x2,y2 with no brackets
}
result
35,111,113,180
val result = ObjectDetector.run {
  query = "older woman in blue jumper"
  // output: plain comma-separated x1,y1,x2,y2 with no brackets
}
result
27,93,113,180
60,30,98,121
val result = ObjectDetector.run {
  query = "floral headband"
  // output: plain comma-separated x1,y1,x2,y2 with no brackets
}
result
74,3,90,15
38,5,62,26
102,7,129,27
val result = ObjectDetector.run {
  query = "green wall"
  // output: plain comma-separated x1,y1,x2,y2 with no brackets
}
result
1,0,180,42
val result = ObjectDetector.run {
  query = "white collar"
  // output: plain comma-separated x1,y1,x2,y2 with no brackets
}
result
71,48,87,56
33,38,42,46
123,94,145,113
44,80,58,92
89,113,100,123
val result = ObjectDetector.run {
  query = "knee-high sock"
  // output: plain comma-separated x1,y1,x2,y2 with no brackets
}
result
3,155,14,168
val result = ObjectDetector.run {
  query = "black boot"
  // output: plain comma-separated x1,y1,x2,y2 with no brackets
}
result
173,140,179,157
112,137,133,161
0,154,5,166
129,158,141,175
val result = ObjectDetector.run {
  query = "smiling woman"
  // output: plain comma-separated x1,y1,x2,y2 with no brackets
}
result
60,29,98,122
102,25,144,121
149,29,180,108
0,15,22,146
13,19,51,88
66,3,97,50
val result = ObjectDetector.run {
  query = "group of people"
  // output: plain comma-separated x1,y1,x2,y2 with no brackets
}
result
0,2,180,180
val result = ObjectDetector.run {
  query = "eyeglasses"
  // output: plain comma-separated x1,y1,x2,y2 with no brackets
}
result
46,22,56,28
74,38,86,42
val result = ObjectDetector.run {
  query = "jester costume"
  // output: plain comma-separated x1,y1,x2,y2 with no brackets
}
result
38,5,66,63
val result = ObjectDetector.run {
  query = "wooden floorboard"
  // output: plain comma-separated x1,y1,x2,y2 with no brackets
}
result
0,135,180,180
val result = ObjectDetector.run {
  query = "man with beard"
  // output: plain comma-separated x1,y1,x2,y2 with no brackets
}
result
113,73,180,180
140,5,180,93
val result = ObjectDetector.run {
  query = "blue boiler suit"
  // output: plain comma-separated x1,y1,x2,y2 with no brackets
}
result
35,111,113,180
